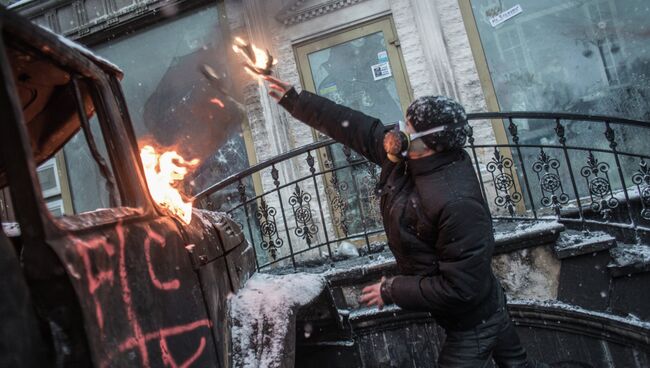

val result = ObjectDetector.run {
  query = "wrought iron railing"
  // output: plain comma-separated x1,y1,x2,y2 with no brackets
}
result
195,112,650,271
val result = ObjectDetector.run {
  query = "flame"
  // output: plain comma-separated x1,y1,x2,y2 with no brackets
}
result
232,37,278,77
140,145,199,224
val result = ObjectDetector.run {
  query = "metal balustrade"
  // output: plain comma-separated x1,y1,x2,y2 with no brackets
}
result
195,112,650,272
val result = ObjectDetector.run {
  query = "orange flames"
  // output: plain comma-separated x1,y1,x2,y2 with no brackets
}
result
140,145,199,224
232,37,277,77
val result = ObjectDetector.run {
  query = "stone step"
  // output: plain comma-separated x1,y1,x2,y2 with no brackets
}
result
553,230,617,259
493,219,564,254
608,243,650,277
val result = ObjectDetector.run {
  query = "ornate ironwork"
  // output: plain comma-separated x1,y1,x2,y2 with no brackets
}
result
271,165,280,187
342,145,354,163
532,148,569,216
554,119,566,145
360,163,382,228
325,174,350,236
306,151,316,174
289,184,318,245
508,120,520,144
604,123,617,150
487,148,522,216
580,152,619,220
256,198,283,259
237,181,247,204
191,111,650,272
632,159,650,220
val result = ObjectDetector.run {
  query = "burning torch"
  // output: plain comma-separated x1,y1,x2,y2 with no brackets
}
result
231,37,277,77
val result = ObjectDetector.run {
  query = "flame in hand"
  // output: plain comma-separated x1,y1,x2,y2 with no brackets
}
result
232,37,278,77
140,145,199,224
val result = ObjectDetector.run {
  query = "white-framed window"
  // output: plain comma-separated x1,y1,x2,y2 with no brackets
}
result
37,158,61,199
45,199,64,217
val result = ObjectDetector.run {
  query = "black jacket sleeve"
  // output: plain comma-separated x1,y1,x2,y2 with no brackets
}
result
388,198,495,317
279,88,388,165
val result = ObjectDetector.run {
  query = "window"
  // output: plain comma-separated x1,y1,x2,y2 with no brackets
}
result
4,34,122,218
465,0,649,120
462,0,650,208
294,16,411,237
90,5,256,212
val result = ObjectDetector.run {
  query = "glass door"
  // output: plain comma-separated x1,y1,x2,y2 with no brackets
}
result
295,16,412,240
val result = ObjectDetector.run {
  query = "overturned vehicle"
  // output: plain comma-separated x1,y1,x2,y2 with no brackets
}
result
0,6,255,367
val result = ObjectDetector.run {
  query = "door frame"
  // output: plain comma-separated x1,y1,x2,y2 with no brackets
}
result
458,1,527,215
292,15,412,244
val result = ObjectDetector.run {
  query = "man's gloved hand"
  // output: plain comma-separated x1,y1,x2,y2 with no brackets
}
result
359,276,389,310
263,75,293,102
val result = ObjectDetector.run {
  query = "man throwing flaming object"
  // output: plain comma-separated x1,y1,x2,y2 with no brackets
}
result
261,74,547,367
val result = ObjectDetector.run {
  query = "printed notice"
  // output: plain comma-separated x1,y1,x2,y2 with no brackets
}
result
371,62,392,81
377,50,389,62
490,4,523,27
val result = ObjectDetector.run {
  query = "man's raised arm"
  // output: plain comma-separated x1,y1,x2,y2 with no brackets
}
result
265,75,388,165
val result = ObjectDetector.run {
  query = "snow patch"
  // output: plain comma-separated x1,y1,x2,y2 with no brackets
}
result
335,241,359,259
2,222,20,237
229,272,326,368
609,244,650,268
494,220,562,243
492,247,560,300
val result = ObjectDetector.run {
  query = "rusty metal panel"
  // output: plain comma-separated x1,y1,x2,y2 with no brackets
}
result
184,210,225,267
50,216,219,367
214,214,245,253
225,241,255,291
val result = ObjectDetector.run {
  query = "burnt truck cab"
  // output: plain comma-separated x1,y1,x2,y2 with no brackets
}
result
0,6,254,368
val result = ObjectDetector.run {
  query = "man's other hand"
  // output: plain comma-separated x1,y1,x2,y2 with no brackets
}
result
359,276,386,310
263,75,292,102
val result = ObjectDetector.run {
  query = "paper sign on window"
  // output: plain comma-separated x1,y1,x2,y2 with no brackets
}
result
490,4,523,27
371,62,392,81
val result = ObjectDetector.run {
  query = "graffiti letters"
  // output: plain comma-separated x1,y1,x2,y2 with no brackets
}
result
72,222,211,367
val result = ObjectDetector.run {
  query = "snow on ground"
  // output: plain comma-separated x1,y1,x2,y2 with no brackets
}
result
609,243,650,267
229,272,326,368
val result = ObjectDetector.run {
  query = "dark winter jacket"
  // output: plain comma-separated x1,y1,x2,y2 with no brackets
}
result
279,88,500,330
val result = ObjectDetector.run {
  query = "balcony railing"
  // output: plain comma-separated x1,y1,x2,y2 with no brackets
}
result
195,112,650,272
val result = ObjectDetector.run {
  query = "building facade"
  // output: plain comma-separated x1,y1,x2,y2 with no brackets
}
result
9,0,650,264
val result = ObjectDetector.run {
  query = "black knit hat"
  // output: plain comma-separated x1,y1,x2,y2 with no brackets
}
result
405,96,469,152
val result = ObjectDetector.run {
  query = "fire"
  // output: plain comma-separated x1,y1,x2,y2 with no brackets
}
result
232,37,278,77
140,145,199,224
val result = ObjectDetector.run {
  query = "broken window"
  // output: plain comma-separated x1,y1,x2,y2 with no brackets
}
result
3,35,122,219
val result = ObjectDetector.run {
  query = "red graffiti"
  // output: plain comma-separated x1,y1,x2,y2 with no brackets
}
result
116,222,150,367
70,222,213,368
161,337,206,368
144,227,181,290
71,235,115,330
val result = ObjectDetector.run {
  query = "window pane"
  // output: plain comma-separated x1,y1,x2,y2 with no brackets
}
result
470,0,650,209
307,31,404,124
471,0,650,120
92,5,252,207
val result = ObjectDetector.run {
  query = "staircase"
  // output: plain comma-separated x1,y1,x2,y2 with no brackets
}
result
287,220,650,367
